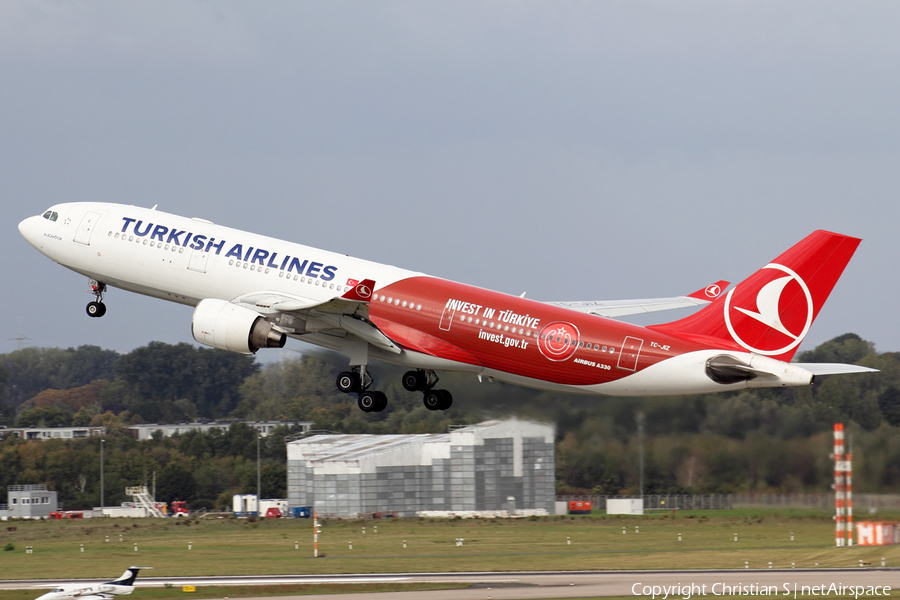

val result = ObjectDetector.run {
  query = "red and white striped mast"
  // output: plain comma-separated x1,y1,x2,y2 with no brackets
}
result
313,508,319,557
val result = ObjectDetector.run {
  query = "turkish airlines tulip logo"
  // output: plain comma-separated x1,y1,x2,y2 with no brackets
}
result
538,322,580,362
723,263,813,356
705,284,722,298
355,283,372,299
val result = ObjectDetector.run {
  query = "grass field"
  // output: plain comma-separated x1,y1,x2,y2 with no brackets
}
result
1,509,898,580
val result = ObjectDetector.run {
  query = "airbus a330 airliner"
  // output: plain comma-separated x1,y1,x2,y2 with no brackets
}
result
19,203,874,412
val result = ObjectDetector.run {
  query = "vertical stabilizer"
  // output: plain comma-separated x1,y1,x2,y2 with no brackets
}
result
650,230,861,362
110,567,151,587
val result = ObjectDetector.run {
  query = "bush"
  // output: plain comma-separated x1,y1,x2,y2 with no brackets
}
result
3,542,14,551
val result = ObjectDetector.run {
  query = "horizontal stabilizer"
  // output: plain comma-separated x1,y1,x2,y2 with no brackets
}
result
549,280,729,318
792,363,879,376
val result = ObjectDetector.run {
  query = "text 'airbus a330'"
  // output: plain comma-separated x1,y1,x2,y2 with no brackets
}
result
19,203,875,412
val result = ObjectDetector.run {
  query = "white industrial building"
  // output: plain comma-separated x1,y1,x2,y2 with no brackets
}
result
128,420,312,440
0,426,104,441
286,419,554,518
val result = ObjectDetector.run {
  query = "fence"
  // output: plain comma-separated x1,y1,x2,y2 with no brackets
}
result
557,493,900,512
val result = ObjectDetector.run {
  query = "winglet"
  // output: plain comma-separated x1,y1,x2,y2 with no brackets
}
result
687,280,729,301
341,279,375,302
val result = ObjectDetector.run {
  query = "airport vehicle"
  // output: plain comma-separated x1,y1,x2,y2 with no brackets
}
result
34,567,150,600
170,501,189,517
19,203,875,413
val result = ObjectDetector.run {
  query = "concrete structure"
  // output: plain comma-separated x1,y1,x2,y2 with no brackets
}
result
287,419,554,518
0,426,104,441
6,484,58,519
99,504,155,518
606,498,644,515
128,420,312,441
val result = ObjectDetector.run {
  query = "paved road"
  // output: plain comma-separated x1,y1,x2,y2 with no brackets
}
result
2,570,897,600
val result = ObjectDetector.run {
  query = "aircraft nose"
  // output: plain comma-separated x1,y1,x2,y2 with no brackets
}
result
18,215,42,247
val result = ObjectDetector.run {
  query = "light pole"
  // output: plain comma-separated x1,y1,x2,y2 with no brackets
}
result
100,438,105,516
636,412,645,501
256,424,261,507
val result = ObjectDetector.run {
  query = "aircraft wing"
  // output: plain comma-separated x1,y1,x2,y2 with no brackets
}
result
230,279,401,354
548,280,730,318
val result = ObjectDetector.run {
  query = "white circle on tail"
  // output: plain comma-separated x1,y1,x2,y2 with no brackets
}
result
723,263,813,356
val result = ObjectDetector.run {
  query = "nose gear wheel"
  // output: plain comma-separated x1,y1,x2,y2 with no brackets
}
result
86,279,107,318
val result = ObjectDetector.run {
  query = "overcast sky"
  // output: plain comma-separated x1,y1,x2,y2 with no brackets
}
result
3,1,898,362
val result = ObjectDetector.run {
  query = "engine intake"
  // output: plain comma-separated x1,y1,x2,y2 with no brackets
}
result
192,298,286,354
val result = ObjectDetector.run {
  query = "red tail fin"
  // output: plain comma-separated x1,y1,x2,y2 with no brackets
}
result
649,231,861,362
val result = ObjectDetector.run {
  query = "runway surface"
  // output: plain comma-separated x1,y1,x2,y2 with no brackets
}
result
1,570,897,600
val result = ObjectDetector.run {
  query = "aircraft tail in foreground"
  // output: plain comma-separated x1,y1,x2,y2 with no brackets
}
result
650,230,861,362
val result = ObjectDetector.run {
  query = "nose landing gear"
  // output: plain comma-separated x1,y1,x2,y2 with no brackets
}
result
86,280,107,318
402,370,453,411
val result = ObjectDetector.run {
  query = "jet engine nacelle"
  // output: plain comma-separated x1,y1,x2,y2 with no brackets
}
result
706,353,814,387
192,298,286,354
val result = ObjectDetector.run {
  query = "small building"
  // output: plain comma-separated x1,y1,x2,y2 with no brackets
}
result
0,426,104,441
6,484,58,519
128,420,312,441
287,419,555,518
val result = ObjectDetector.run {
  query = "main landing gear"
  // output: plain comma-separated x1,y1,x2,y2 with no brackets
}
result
402,370,453,411
336,366,388,413
335,368,454,413
86,280,107,318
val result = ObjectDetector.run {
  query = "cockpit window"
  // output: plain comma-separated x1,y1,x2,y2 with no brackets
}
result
50,212,58,221
41,211,58,222
43,211,51,219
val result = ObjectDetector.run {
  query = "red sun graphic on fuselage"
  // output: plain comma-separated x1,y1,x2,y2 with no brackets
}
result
537,321,580,362
723,263,813,357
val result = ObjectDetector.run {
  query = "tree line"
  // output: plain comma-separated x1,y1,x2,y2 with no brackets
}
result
1,332,898,508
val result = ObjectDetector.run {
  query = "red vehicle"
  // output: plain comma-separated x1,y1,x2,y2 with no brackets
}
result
170,501,189,517
265,507,282,518
568,501,592,515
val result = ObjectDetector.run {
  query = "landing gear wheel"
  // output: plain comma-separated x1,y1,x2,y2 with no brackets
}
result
358,391,379,412
424,389,452,411
423,390,441,411
373,391,388,412
86,301,106,318
87,279,107,317
336,371,361,394
402,370,427,392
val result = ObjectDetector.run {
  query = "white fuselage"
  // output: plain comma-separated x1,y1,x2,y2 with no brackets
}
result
19,202,823,397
